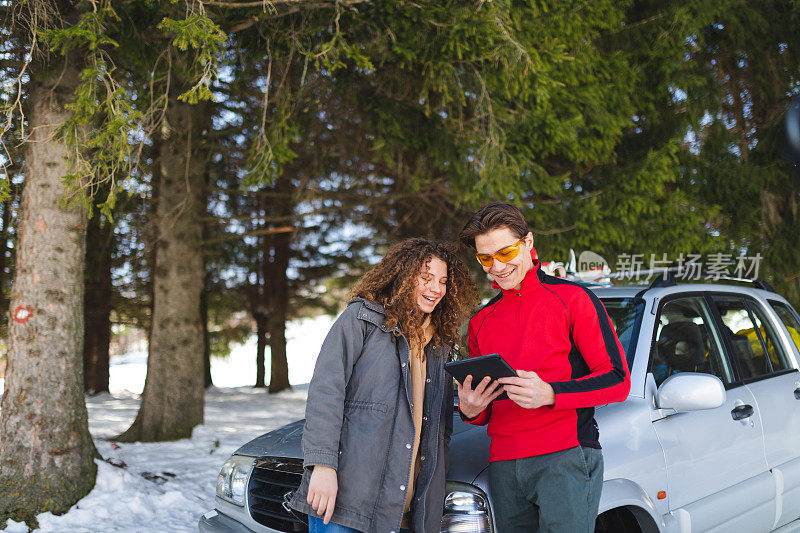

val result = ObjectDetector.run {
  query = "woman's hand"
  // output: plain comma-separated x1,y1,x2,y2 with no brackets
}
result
455,375,504,419
307,465,338,524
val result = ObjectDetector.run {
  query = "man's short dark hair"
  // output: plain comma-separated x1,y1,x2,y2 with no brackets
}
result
459,202,529,250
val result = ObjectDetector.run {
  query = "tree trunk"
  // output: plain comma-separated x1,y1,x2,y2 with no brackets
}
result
116,97,207,442
267,293,289,392
267,177,292,393
83,213,112,394
0,63,97,525
200,283,212,389
200,166,212,389
253,226,269,389
254,312,268,388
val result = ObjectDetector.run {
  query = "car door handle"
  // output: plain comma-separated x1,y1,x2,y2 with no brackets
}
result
794,387,800,400
731,404,754,420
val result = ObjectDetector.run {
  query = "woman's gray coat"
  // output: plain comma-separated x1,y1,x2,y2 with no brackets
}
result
289,298,454,533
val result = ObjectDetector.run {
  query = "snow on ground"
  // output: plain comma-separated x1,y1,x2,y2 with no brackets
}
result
106,314,333,396
1,314,334,533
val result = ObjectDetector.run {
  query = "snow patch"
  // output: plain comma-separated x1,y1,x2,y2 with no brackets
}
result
18,385,310,532
0,314,332,532
2,521,27,533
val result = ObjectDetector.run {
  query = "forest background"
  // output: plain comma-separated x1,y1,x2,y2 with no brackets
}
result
0,0,799,527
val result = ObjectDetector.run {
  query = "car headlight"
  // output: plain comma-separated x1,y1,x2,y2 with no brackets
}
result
440,482,492,533
216,455,255,506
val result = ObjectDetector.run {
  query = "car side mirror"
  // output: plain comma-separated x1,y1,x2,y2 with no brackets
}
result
655,372,726,412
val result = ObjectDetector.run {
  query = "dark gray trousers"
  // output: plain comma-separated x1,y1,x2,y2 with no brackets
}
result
488,446,603,533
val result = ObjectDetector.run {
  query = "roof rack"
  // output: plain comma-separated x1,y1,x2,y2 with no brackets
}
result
752,279,775,292
642,268,775,292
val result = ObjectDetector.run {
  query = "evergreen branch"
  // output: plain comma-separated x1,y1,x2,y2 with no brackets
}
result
0,3,40,201
260,39,272,135
200,0,369,9
158,8,226,104
228,15,259,32
0,36,32,165
609,11,669,34
533,191,602,204
493,14,530,68
201,204,344,222
201,225,294,245
41,5,150,219
531,224,576,236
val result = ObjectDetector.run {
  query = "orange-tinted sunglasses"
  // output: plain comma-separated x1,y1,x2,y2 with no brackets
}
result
475,238,526,267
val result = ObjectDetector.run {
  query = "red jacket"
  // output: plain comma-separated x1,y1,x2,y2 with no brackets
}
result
464,258,630,462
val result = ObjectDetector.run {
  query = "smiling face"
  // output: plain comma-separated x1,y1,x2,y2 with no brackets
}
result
474,226,535,291
414,256,448,314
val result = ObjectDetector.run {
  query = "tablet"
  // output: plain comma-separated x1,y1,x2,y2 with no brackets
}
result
445,353,517,401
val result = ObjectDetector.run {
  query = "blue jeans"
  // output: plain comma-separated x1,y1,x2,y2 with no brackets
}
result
308,515,361,533
488,446,604,533
307,515,410,533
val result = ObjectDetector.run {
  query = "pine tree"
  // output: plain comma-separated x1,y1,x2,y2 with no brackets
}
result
0,2,98,523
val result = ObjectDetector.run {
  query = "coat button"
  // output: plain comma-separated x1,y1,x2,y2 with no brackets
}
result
402,362,406,368
406,443,411,449
400,485,406,491
426,378,431,383
421,455,425,461
422,416,427,421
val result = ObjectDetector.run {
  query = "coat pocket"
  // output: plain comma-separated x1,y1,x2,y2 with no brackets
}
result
336,400,394,512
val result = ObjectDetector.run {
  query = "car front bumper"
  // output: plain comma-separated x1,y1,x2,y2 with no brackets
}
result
198,510,271,533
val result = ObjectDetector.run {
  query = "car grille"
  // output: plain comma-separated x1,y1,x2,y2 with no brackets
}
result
248,457,308,532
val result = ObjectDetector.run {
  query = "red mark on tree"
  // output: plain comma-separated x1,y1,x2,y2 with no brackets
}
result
13,305,32,324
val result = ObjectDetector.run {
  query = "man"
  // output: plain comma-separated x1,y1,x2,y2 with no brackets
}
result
457,202,630,532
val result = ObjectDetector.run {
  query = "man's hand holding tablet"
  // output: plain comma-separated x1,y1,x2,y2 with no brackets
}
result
454,375,504,419
498,370,556,409
445,353,516,418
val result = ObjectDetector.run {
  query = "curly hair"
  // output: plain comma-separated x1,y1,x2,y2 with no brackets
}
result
350,238,478,352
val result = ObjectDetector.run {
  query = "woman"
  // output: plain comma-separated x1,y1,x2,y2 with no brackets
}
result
289,238,477,533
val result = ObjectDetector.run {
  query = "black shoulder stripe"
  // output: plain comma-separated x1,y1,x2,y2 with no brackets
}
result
482,291,503,310
472,291,503,339
539,277,570,318
556,334,626,396
553,369,625,395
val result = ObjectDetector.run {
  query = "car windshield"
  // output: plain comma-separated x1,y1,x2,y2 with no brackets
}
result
599,297,645,366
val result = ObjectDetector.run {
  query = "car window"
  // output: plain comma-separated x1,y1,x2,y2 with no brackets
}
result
650,297,731,386
599,297,644,366
712,296,784,379
746,301,789,372
769,300,800,356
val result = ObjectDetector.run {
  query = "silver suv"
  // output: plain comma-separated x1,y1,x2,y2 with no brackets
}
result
199,278,800,532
